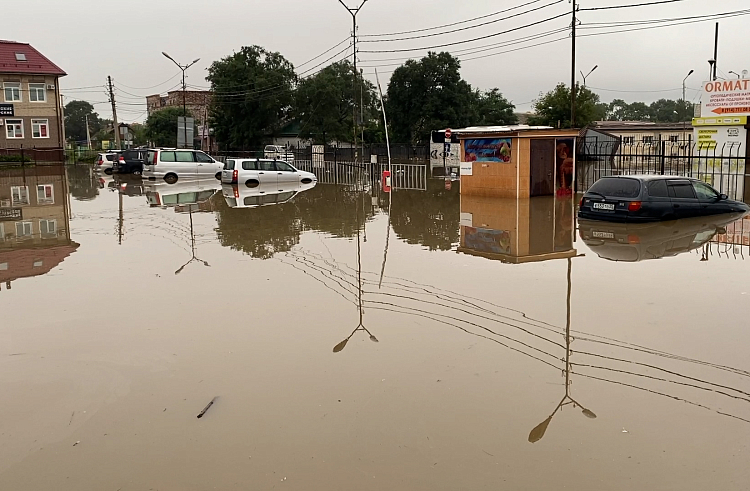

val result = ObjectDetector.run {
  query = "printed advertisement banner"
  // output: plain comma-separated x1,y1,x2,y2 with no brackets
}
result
700,79,750,117
464,138,512,163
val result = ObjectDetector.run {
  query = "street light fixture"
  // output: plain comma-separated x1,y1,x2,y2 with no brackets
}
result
162,52,201,148
728,71,741,79
580,65,598,87
682,69,694,102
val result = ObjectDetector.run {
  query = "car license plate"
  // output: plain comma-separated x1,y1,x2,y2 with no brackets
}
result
592,202,615,211
592,231,614,239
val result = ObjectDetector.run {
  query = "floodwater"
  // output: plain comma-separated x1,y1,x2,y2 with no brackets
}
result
1,164,749,490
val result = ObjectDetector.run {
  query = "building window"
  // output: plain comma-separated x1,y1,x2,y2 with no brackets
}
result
29,83,46,102
37,184,54,204
622,136,634,145
669,135,679,143
15,221,33,238
5,119,23,139
39,219,56,235
33,260,43,268
11,186,29,206
31,119,49,138
642,136,654,144
4,83,21,102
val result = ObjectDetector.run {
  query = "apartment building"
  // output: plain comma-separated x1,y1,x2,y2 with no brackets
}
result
0,40,66,150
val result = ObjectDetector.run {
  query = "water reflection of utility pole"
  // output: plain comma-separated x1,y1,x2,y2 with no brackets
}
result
118,188,123,245
529,258,596,443
174,206,211,275
333,190,378,352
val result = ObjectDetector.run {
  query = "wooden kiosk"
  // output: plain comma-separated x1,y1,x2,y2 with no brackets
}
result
454,126,580,199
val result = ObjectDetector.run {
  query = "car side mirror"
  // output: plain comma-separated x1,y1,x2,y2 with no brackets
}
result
719,193,728,200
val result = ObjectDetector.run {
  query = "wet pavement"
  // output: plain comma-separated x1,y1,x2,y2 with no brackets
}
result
1,164,749,490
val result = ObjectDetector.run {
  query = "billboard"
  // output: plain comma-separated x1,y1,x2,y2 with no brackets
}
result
463,138,512,162
692,117,747,199
700,79,750,117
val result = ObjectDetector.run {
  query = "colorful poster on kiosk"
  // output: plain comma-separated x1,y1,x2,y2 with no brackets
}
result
463,138,512,162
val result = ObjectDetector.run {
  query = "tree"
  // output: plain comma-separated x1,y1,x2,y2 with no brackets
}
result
528,83,605,128
207,46,296,150
387,52,477,144
294,60,378,145
473,88,518,126
649,98,693,123
64,100,101,143
145,107,193,147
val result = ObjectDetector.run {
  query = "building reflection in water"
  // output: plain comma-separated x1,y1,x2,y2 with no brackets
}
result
0,165,78,290
458,195,576,263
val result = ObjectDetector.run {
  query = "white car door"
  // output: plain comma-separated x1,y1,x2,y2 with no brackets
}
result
274,160,299,185
195,151,220,176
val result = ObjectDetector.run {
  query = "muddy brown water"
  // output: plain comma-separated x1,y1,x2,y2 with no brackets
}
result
1,165,749,490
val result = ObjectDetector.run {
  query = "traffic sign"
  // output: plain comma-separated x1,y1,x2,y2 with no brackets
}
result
444,142,451,154
445,128,452,139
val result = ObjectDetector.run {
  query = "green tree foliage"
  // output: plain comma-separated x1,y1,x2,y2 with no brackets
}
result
145,107,193,147
64,100,102,143
605,98,692,122
473,88,518,126
207,46,296,150
386,52,477,144
294,60,379,144
528,83,605,128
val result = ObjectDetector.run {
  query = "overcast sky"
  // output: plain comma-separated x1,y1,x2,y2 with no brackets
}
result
11,0,749,122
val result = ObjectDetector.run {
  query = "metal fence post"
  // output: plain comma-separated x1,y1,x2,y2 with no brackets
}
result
660,140,666,175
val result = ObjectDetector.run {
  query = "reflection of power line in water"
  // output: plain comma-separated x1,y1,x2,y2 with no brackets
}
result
280,247,750,427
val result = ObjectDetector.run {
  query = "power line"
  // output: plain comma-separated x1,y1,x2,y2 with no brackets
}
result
580,0,689,11
360,0,545,38
359,0,564,43
359,12,569,53
296,37,350,68
113,73,180,91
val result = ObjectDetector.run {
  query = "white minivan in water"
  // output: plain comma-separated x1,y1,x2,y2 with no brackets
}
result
221,158,316,187
143,149,223,184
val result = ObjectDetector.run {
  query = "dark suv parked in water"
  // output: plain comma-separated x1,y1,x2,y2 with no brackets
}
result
578,175,749,222
112,149,148,175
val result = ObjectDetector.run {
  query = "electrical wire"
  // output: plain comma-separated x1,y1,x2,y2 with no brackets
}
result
359,12,569,53
360,0,545,38
359,0,564,43
580,0,690,11
113,73,180,90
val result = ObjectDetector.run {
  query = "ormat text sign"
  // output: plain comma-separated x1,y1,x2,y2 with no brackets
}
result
701,79,750,117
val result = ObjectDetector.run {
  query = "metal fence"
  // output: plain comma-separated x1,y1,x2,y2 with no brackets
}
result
577,138,749,201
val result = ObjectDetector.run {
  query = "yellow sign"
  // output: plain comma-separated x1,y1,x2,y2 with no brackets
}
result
692,116,747,126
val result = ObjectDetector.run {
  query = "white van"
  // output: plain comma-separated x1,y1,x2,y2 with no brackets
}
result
221,179,316,209
143,149,223,184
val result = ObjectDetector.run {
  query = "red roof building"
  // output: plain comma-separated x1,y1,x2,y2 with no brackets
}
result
0,40,66,76
0,40,66,153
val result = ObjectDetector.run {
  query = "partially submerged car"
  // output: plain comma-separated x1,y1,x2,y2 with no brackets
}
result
578,175,749,222
579,212,746,262
221,158,316,187
221,179,316,209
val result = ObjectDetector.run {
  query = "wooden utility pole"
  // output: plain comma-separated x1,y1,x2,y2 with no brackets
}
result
107,76,121,149
570,0,577,128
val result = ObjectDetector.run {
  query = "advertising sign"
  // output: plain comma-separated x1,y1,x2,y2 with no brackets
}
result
464,138,512,162
700,79,750,117
692,116,747,199
459,162,473,176
0,104,13,117
0,208,22,221
463,227,512,255
430,142,460,168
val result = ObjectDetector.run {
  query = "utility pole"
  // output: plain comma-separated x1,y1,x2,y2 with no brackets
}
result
107,76,121,149
712,22,719,81
85,114,92,150
162,52,200,149
337,0,368,164
570,0,577,128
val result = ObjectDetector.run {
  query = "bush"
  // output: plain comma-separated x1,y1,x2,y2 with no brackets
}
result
0,154,31,163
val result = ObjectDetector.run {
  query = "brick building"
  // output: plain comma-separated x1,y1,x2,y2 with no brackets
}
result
146,90,214,150
0,40,66,154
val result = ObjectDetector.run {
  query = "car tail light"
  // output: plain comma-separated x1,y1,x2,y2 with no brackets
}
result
233,169,238,182
152,152,158,165
579,196,584,207
627,235,640,244
628,201,642,212
233,187,239,199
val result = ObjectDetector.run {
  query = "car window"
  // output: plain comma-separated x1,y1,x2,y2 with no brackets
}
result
160,151,176,162
264,145,276,152
693,181,719,200
175,151,195,162
275,161,295,172
588,178,641,198
244,196,261,206
195,152,213,163
105,155,114,161
242,160,259,170
646,180,669,197
259,161,276,171
224,159,235,170
147,151,156,163
261,194,277,204
668,181,697,199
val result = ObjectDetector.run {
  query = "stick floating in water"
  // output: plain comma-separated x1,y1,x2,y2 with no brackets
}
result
197,397,218,419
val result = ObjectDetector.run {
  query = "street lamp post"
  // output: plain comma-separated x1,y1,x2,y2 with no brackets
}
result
580,65,598,87
728,71,741,79
682,69,694,103
162,52,200,149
